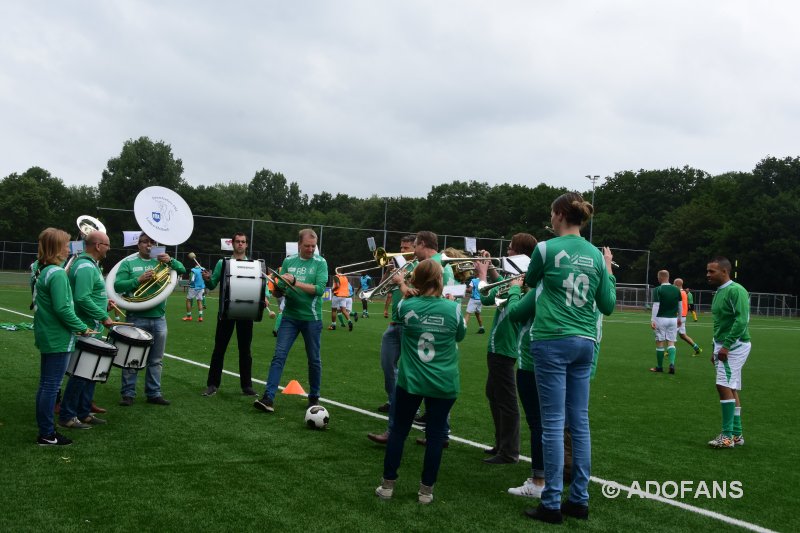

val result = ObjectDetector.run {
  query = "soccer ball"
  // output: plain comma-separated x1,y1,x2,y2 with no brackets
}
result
305,405,330,429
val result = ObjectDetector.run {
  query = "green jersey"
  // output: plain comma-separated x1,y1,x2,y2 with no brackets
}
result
524,235,616,341
389,260,417,323
114,253,186,318
505,285,537,371
687,291,694,305
33,265,87,353
396,296,466,399
430,252,455,287
68,253,109,333
653,283,681,318
711,280,751,349
277,254,328,321
479,275,520,359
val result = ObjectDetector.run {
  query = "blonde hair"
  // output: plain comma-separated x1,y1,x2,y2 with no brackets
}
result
37,228,70,268
410,259,443,297
298,228,318,243
552,192,594,227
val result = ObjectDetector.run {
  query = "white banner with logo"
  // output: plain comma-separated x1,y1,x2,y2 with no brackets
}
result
123,231,142,247
221,238,233,251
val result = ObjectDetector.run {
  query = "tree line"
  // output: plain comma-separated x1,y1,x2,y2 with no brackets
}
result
1,136,798,296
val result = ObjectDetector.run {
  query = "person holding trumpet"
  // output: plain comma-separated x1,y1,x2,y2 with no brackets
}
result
58,230,115,430
201,232,261,397
32,228,94,446
115,233,186,407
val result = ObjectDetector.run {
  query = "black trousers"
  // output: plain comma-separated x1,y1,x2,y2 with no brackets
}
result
206,318,254,389
485,352,520,460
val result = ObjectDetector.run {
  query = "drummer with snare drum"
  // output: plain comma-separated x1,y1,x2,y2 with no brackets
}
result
201,232,260,397
58,231,115,430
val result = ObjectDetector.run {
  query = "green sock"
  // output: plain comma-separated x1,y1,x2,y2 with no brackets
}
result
185,312,192,317
692,343,700,351
721,400,735,437
338,314,346,326
733,407,742,436
656,349,664,369
667,346,676,366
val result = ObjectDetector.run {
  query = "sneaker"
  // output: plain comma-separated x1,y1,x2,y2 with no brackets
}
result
377,402,390,413
508,478,544,498
375,478,395,500
649,367,663,373
733,435,745,446
694,347,703,356
90,402,107,414
198,317,204,322
668,365,675,374
308,396,319,407
119,396,134,407
37,432,73,446
524,503,563,524
368,431,389,444
59,416,92,430
201,386,218,397
708,433,734,448
182,316,193,321
328,324,336,331
241,387,257,397
146,396,171,406
561,500,589,519
80,415,107,425
418,483,434,504
414,413,427,426
477,327,485,334
353,313,358,322
348,321,353,331
253,397,274,413
363,311,369,318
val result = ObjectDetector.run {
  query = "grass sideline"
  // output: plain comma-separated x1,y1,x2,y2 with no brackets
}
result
0,280,797,532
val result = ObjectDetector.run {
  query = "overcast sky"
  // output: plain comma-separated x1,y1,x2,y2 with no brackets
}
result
2,1,798,199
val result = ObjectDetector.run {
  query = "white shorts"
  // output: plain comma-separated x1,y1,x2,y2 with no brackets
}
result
714,341,750,390
466,298,482,314
678,316,687,334
653,317,678,342
332,296,352,311
187,288,204,300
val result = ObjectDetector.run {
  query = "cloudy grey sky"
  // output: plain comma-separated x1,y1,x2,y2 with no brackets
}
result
2,1,798,198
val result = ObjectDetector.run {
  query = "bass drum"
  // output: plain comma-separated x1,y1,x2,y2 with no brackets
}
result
220,258,267,321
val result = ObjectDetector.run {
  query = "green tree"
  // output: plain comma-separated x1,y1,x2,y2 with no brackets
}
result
0,167,70,241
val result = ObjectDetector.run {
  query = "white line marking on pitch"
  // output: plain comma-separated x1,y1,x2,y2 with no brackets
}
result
0,305,779,532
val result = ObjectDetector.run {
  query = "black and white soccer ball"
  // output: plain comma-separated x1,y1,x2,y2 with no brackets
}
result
305,405,330,429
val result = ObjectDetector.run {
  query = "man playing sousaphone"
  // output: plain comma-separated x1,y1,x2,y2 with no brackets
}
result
114,233,186,406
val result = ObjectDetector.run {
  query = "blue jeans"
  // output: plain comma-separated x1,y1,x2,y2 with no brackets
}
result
383,386,456,487
37,352,71,436
60,376,96,422
517,367,544,479
121,316,167,399
532,336,594,509
265,317,322,401
380,323,402,404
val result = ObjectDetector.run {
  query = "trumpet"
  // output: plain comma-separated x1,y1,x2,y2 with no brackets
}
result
478,272,525,297
335,248,414,276
359,262,414,300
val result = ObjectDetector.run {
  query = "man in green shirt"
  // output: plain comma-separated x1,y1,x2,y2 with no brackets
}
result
59,231,114,429
254,229,328,413
114,233,186,406
649,270,681,374
706,257,751,449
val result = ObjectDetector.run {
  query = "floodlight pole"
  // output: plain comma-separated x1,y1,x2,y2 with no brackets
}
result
586,175,601,243
382,197,388,249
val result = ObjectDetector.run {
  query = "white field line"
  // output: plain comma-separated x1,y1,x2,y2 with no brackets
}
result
0,305,781,532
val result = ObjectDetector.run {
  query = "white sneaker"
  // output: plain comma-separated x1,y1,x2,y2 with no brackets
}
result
375,478,395,499
708,433,734,448
418,483,434,504
508,478,544,498
733,435,745,446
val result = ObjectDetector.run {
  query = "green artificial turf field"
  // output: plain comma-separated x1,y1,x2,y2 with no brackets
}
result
0,277,797,532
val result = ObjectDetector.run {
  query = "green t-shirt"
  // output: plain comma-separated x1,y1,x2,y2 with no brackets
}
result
653,283,681,318
396,296,466,399
711,280,751,349
68,253,109,333
505,285,536,371
478,275,520,359
113,253,186,318
277,254,329,321
33,265,87,353
687,291,694,305
524,234,616,341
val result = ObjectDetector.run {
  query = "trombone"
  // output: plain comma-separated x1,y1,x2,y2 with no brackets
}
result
440,252,501,273
359,262,414,300
335,247,414,275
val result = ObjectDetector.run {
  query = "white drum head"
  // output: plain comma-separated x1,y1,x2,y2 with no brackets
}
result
134,186,194,246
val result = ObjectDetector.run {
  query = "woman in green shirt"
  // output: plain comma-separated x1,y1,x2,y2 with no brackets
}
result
33,228,91,446
376,259,466,504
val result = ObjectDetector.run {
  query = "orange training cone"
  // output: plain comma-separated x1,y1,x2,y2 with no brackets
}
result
282,380,306,395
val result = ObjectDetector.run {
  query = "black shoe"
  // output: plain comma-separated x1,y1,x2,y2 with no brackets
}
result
253,397,274,413
377,402,390,413
561,500,589,520
353,314,358,322
484,447,498,455
414,413,427,426
146,396,171,406
119,396,134,407
415,437,449,448
201,386,218,397
37,432,73,446
483,454,517,465
272,330,277,337
241,387,257,396
524,503,563,524
668,365,675,374
348,321,353,331
308,395,319,407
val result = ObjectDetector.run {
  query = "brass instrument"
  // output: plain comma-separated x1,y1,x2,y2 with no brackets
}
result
335,247,414,276
478,273,525,297
65,215,107,272
359,262,414,300
267,266,301,295
129,262,174,301
440,252,501,273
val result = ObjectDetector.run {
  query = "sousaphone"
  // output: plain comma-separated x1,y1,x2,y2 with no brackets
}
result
105,186,194,311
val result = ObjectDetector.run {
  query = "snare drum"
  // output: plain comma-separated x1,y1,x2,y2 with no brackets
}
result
108,325,154,369
220,258,267,321
67,337,118,383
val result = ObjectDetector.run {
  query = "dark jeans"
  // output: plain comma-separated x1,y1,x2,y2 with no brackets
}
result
206,318,254,389
485,352,520,460
383,386,455,487
517,368,544,478
60,375,96,422
37,353,71,436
